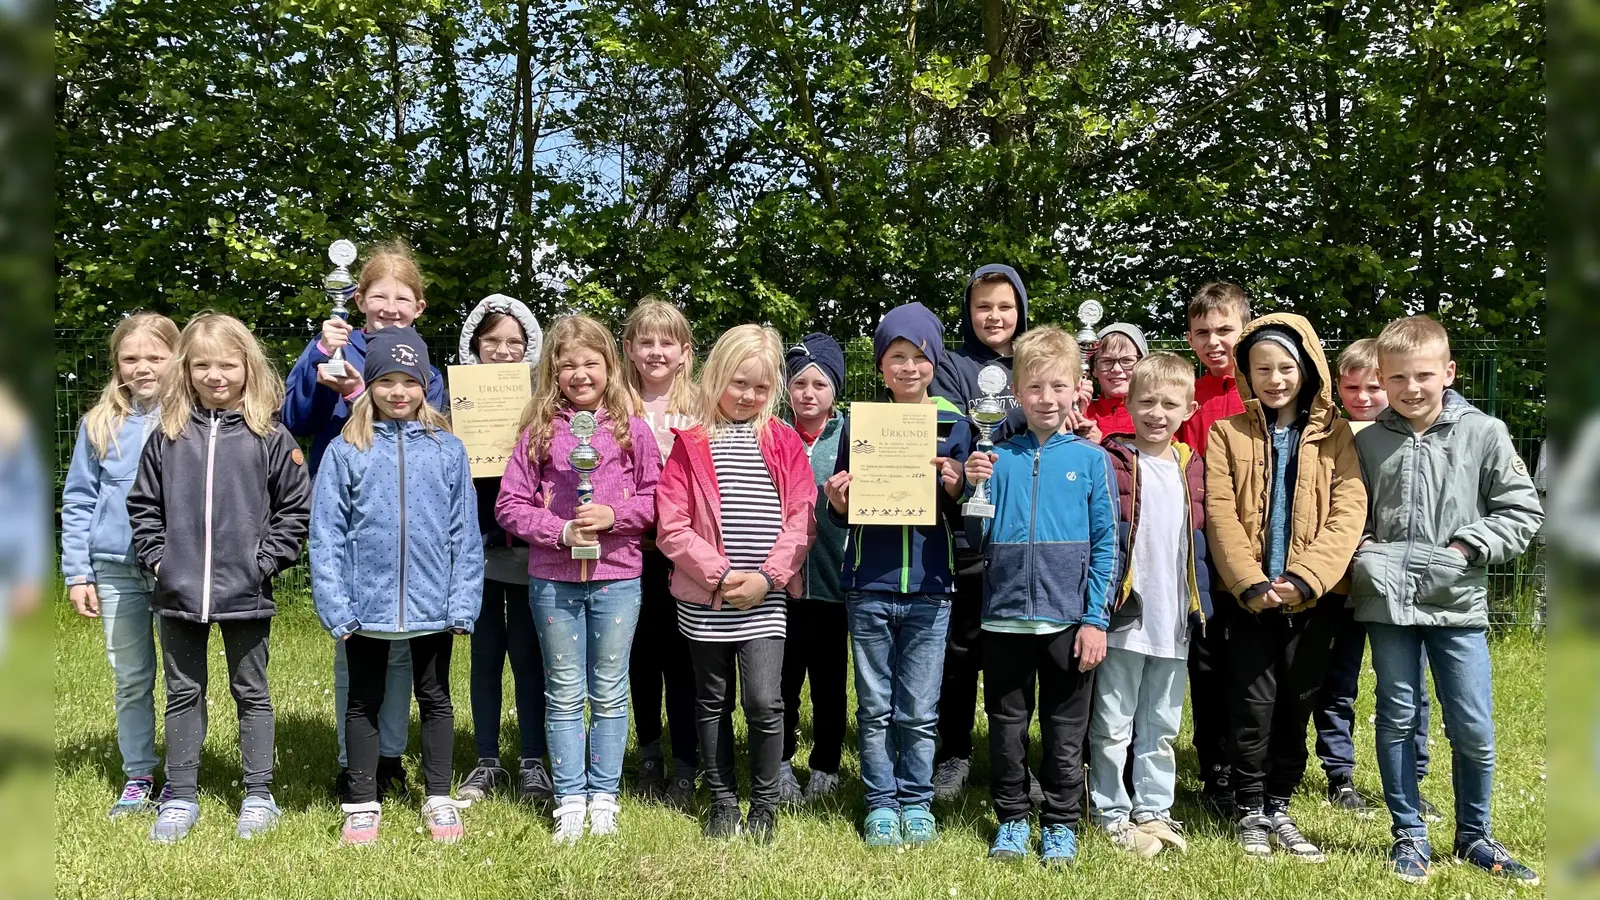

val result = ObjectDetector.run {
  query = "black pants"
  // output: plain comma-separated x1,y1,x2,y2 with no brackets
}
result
630,548,699,768
470,578,546,761
936,571,998,764
984,627,1095,827
780,598,848,774
1225,604,1340,813
159,616,274,802
689,636,784,808
347,632,455,801
1187,600,1232,792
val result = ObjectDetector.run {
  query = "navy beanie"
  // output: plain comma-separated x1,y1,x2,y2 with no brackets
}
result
363,326,431,390
786,333,846,398
873,302,945,369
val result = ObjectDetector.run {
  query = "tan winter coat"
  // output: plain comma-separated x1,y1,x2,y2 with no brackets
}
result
1203,314,1367,612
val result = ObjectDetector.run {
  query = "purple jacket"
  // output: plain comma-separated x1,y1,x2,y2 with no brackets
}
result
495,408,661,582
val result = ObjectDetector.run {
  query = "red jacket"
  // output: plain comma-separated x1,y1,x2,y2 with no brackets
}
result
655,420,817,608
1085,395,1134,437
1176,370,1245,457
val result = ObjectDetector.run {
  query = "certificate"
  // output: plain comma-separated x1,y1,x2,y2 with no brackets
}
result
847,402,939,526
446,363,534,478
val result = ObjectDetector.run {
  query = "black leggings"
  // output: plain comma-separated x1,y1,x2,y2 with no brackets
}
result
347,632,454,801
629,548,699,768
780,597,848,774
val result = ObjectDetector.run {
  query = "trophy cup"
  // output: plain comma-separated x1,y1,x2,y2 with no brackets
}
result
1075,299,1104,377
318,239,359,381
568,411,602,560
962,365,1011,519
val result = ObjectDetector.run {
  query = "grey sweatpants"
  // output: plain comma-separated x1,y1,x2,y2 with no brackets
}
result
158,616,274,801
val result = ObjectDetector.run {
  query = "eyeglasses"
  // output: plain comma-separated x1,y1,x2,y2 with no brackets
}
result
1093,356,1139,373
481,339,527,353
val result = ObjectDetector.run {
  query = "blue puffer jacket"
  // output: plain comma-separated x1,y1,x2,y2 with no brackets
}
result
967,430,1119,629
310,421,483,637
61,410,157,582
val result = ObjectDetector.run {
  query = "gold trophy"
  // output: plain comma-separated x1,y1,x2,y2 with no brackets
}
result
568,411,602,560
963,365,1010,519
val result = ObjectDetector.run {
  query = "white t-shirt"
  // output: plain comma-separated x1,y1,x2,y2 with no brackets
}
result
1107,449,1190,660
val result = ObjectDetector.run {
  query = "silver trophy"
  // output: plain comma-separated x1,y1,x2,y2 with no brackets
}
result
963,365,1011,519
318,239,359,380
568,411,603,561
1076,298,1104,376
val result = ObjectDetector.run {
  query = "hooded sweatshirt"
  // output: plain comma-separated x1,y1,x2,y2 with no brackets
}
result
61,407,159,582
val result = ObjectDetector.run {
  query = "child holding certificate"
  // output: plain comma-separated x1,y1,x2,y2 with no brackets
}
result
822,302,976,848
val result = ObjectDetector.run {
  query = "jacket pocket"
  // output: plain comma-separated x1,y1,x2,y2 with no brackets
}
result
1414,545,1478,612
1349,541,1405,608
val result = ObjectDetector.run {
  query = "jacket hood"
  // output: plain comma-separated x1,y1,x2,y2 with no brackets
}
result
458,293,544,365
960,264,1031,361
1233,313,1334,436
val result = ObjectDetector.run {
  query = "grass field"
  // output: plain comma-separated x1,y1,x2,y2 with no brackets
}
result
55,596,1546,899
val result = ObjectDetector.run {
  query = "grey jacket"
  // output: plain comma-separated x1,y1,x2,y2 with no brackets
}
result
1349,391,1543,628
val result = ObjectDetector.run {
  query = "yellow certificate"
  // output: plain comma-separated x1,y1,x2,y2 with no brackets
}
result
446,363,534,478
847,401,939,526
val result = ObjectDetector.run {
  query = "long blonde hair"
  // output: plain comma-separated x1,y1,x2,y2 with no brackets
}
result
340,388,451,452
621,297,700,415
158,313,283,439
516,315,636,459
83,312,179,458
700,324,785,438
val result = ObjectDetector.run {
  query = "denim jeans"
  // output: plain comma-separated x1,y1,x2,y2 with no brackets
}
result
93,562,161,779
1367,622,1495,843
1313,604,1430,781
1088,647,1186,826
333,636,412,767
470,578,547,761
846,590,951,812
530,576,642,800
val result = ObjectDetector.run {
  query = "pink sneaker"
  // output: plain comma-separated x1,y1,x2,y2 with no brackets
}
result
422,797,464,844
340,803,381,846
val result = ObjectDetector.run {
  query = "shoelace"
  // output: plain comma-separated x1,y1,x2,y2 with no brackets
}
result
1274,819,1310,848
1394,836,1428,859
157,806,191,826
120,780,154,803
429,804,461,827
868,819,897,839
997,822,1028,848
1466,838,1512,864
346,811,378,831
464,766,497,787
239,804,274,825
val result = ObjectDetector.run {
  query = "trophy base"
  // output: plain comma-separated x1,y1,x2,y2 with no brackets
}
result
570,546,600,561
318,361,349,380
962,500,996,519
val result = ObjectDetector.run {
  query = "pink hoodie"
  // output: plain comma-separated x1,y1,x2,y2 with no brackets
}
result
495,408,661,582
655,420,817,608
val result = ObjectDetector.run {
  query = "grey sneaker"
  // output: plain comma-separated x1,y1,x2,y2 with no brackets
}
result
1267,812,1325,862
804,769,840,801
1238,811,1271,858
235,795,281,840
458,758,510,802
519,758,554,806
776,761,803,804
149,799,200,844
932,757,970,801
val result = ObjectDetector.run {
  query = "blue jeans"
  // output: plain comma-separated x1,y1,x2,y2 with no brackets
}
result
1088,648,1186,826
1367,623,1494,842
334,637,412,766
530,577,642,800
1314,604,1430,781
93,562,161,779
846,590,951,812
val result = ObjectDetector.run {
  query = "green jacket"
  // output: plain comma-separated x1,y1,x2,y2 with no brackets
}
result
792,412,847,602
1349,391,1543,628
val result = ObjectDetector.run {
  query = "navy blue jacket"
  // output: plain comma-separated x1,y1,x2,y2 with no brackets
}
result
282,330,446,473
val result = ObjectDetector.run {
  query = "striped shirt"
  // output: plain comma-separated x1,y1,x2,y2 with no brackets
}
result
677,422,787,642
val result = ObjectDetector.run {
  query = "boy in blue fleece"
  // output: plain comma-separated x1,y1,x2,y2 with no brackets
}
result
962,326,1118,867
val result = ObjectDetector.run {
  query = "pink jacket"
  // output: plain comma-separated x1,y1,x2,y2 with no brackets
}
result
495,408,661,583
656,420,817,608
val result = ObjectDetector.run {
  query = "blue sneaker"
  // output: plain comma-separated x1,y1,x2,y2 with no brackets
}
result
1390,835,1432,884
1455,837,1540,885
1041,823,1078,867
989,819,1031,860
109,776,158,819
149,799,200,844
863,808,902,847
902,806,937,845
236,795,282,839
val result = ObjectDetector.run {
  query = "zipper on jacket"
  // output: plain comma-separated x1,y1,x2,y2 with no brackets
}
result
1397,433,1423,626
200,412,219,623
1028,448,1041,620
1181,451,1206,636
900,526,910,593
1120,448,1142,608
397,430,408,630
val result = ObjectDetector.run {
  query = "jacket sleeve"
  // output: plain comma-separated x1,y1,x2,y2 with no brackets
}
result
427,365,447,414
1082,447,1119,629
281,337,338,438
825,417,851,526
125,433,168,573
1452,419,1545,565
260,428,313,579
654,438,731,606
309,444,359,637
60,421,101,584
447,442,485,630
608,418,661,537
760,427,818,591
1203,422,1272,605
495,430,567,550
1282,423,1367,602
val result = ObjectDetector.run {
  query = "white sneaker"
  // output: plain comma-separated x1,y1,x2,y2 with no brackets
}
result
588,793,620,837
552,794,587,845
804,770,840,801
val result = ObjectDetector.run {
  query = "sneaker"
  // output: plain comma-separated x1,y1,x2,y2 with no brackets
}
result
1027,768,1045,806
458,759,509,803
932,757,970,801
745,804,777,845
1455,837,1541,885
1138,816,1188,853
519,759,554,806
667,769,697,810
776,761,803,805
706,800,743,839
1326,777,1376,814
552,795,587,845
148,799,200,844
1238,811,1272,858
1390,835,1433,884
340,803,382,846
989,819,1032,860
156,782,174,805
235,794,281,840
1267,812,1325,862
588,793,620,837
636,757,666,801
1107,820,1163,858
863,808,902,848
804,769,840,802
377,756,407,800
422,796,465,844
1041,823,1078,867
1418,794,1443,823
902,805,937,845
109,776,158,819
1200,785,1236,821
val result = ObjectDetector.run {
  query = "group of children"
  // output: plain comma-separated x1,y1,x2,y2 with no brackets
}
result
61,244,1543,884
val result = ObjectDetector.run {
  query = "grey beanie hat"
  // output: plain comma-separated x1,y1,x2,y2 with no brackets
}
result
1247,328,1306,370
1096,322,1149,358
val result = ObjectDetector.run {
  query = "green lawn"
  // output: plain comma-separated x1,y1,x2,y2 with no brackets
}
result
55,597,1546,899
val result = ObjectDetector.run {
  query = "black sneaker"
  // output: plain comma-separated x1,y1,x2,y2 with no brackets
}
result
1417,794,1443,823
667,768,697,810
745,804,777,845
519,758,554,805
705,800,742,839
1326,777,1376,814
1200,785,1236,821
457,759,510,802
377,756,407,800
1238,811,1271,858
637,757,667,801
